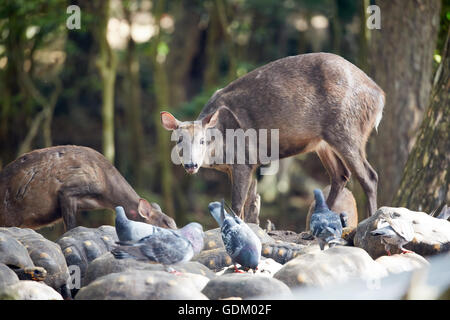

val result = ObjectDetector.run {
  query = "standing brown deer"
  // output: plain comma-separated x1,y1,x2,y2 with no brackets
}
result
0,145,177,231
161,53,384,223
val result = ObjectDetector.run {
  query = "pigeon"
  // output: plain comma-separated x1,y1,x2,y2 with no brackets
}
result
208,200,261,272
309,189,346,250
111,222,204,265
436,205,450,220
370,214,415,255
115,206,168,243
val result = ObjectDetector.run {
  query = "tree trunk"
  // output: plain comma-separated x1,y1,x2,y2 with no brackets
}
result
123,2,144,188
393,30,450,213
94,0,117,163
367,0,441,206
151,0,175,219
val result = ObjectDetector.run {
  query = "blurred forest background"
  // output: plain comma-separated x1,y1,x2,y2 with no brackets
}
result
0,0,448,239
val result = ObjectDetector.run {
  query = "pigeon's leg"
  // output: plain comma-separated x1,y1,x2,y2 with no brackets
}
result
233,265,245,273
385,244,391,256
165,266,182,276
316,145,351,209
230,165,255,221
400,247,414,254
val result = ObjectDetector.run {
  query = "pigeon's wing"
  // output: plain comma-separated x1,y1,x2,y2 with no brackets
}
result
387,217,415,242
310,214,327,237
310,212,342,238
221,219,245,259
131,221,162,240
370,225,397,238
139,232,192,264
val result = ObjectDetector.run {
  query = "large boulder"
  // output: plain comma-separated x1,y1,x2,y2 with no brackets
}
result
76,270,208,300
202,273,291,299
354,207,450,259
0,263,19,288
84,252,215,286
273,246,388,288
375,253,429,274
0,280,63,300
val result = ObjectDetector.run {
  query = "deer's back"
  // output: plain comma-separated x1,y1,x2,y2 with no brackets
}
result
0,146,114,226
200,53,384,135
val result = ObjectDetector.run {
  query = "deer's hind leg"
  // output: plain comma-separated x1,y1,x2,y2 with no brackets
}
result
316,142,351,210
324,136,378,217
243,177,261,224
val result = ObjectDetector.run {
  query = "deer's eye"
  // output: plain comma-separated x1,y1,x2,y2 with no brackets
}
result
177,136,183,144
200,138,205,145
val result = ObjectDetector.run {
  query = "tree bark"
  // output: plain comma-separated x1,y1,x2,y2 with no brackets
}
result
393,30,450,213
93,0,117,163
123,2,144,188
367,0,441,206
151,0,175,219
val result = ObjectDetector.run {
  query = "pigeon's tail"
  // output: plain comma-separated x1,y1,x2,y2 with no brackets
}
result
208,201,224,226
437,205,450,220
313,189,328,211
115,206,128,221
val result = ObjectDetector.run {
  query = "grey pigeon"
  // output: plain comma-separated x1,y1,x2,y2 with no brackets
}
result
111,222,204,265
309,189,346,250
115,206,167,242
370,214,415,255
208,200,261,272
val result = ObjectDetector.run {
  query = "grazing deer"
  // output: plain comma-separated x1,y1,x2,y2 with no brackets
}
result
0,145,177,231
161,53,384,223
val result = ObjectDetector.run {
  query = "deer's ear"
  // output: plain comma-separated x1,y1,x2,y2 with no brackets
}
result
202,109,220,128
138,198,155,220
161,112,180,130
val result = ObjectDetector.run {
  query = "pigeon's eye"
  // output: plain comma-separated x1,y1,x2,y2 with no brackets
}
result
177,136,183,144
200,138,205,145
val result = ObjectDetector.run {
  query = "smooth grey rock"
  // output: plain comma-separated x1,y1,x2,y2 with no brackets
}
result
274,246,388,288
76,270,208,300
0,263,20,287
354,207,450,259
375,252,429,274
0,280,63,300
84,252,215,286
202,273,291,299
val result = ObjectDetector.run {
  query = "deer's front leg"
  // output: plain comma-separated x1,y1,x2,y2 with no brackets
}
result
230,164,254,221
243,177,260,224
